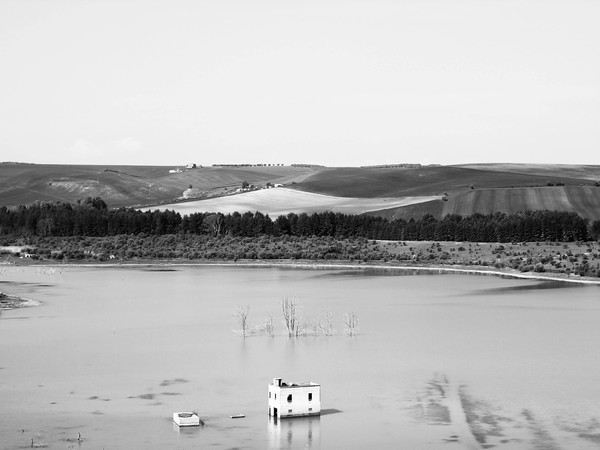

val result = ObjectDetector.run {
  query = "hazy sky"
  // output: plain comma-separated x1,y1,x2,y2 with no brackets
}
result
1,0,598,167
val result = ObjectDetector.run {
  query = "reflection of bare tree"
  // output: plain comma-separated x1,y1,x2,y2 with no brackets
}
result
343,311,359,336
521,409,561,450
320,312,335,336
281,298,298,337
264,313,275,337
233,305,250,337
298,318,320,336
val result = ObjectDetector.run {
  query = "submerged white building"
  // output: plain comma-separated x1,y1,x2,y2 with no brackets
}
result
172,412,201,427
268,377,321,418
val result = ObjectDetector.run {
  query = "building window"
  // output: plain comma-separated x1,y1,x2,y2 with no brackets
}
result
287,394,292,403
288,409,292,413
309,408,312,412
274,394,276,400
308,393,312,401
269,392,271,398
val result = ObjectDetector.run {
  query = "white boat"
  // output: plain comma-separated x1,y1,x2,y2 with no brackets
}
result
172,412,201,427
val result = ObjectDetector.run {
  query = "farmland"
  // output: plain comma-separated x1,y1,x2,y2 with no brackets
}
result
0,163,315,208
374,186,600,221
1,162,599,220
142,187,440,217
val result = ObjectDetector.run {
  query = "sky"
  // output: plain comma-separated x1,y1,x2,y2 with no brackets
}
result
0,0,598,167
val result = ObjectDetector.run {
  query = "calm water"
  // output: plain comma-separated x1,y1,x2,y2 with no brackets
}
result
1,264,600,449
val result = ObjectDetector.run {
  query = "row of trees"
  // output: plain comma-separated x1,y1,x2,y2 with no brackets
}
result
233,298,359,338
12,234,396,262
1,197,599,242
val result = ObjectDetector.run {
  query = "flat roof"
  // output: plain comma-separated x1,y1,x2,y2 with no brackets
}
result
276,382,320,388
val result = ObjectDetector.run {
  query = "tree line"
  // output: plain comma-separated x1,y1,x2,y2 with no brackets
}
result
1,197,599,242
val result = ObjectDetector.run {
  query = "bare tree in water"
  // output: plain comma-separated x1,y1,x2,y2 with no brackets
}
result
344,311,359,336
264,313,275,337
320,312,335,336
281,298,298,337
233,305,250,337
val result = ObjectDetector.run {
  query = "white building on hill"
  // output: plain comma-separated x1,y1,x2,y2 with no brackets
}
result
268,377,321,418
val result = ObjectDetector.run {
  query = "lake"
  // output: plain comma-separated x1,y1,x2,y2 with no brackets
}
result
1,264,600,449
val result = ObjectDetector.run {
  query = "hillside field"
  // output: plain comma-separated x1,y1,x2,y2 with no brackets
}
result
371,186,600,221
142,187,440,216
0,163,315,208
1,162,600,220
291,165,599,197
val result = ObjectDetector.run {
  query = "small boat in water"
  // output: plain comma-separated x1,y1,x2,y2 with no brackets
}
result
173,412,201,427
230,414,245,419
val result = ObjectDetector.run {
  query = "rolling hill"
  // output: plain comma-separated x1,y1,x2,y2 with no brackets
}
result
142,187,440,217
0,163,315,208
369,186,600,221
289,165,596,198
288,165,600,220
1,162,599,220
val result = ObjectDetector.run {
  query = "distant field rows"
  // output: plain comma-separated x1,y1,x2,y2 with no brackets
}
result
444,186,600,219
142,187,440,216
387,186,600,221
2,163,600,220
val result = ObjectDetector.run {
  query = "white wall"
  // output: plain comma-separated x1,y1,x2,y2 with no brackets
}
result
268,383,321,418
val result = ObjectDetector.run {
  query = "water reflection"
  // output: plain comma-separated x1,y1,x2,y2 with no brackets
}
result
172,422,202,436
3,265,600,449
321,268,447,278
268,415,321,449
468,279,586,295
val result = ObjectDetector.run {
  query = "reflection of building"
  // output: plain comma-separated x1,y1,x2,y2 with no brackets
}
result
268,377,321,418
268,414,321,449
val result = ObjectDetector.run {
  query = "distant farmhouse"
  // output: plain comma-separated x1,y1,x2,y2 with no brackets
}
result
212,163,286,167
169,163,199,174
268,378,321,419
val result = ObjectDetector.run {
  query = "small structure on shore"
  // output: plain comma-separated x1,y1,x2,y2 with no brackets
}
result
172,412,201,427
268,377,321,418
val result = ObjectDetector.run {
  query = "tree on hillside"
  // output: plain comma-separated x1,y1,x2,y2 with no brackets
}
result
203,213,224,236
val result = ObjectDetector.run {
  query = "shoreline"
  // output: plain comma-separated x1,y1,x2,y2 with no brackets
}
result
11,258,600,285
1,259,598,311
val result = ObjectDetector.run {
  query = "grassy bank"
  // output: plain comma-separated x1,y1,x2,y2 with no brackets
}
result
2,236,599,283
